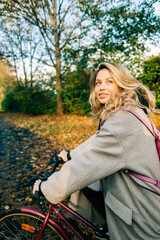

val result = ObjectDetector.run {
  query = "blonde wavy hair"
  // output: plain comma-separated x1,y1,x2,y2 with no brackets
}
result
89,62,157,122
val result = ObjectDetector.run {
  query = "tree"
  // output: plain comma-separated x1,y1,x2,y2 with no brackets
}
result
0,0,91,115
0,17,48,87
140,55,160,108
64,0,160,74
0,0,159,115
82,0,160,51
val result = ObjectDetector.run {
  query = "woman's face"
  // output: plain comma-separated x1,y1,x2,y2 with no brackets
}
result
95,69,120,104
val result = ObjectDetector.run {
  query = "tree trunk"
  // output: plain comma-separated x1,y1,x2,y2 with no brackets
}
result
53,0,63,115
56,52,63,116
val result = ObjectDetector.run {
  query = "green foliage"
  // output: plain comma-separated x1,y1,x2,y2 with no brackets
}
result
2,90,23,112
2,85,57,115
140,55,160,108
2,70,92,115
63,70,91,115
63,0,160,76
1,0,160,115
92,0,160,54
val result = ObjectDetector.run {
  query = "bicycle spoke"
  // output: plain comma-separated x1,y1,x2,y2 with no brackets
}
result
0,218,20,239
0,211,65,240
0,217,30,239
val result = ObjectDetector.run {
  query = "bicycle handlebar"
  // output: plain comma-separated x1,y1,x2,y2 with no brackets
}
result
33,190,41,200
21,151,65,200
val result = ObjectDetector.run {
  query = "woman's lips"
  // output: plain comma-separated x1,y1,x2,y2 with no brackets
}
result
99,93,109,98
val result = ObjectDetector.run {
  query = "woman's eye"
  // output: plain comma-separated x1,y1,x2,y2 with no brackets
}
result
95,82,101,85
107,80,112,84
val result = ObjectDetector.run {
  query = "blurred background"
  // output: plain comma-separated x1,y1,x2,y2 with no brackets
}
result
0,0,160,116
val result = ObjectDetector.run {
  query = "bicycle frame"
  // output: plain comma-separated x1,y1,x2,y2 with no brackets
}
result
18,153,108,239
21,201,105,240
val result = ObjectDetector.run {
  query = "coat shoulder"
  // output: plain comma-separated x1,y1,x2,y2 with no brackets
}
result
102,108,149,137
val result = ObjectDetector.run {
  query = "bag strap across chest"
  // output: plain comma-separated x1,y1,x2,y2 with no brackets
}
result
121,109,160,196
125,110,160,158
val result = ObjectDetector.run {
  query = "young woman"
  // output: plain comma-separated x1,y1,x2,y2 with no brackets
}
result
33,62,160,239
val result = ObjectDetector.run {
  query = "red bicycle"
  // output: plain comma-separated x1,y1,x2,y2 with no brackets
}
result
0,152,109,240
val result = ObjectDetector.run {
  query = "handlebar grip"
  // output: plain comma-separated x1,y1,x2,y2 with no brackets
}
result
33,190,40,200
67,150,71,160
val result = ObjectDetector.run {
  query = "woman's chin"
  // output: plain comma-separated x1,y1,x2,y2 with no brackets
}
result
99,99,109,104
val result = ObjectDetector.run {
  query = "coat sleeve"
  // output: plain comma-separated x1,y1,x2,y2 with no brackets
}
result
41,119,125,204
70,134,96,158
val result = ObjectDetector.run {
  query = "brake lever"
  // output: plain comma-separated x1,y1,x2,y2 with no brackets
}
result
48,151,57,165
21,152,64,189
21,175,39,188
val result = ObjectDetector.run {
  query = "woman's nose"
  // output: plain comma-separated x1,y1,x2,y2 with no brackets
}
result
100,82,107,90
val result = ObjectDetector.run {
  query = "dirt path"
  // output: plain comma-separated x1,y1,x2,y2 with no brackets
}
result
0,115,55,215
0,115,97,239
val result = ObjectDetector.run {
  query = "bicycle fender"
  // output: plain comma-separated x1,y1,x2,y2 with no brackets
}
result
21,206,69,240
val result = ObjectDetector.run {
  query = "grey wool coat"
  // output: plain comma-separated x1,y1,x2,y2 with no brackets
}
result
41,108,160,240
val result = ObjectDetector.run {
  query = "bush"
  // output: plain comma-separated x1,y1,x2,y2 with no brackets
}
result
2,90,23,112
63,70,91,115
2,85,57,115
2,70,92,115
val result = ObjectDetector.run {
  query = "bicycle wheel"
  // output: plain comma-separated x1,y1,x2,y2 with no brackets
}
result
0,209,66,240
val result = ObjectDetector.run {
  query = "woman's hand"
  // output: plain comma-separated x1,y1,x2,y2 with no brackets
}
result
32,179,42,195
58,150,68,162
